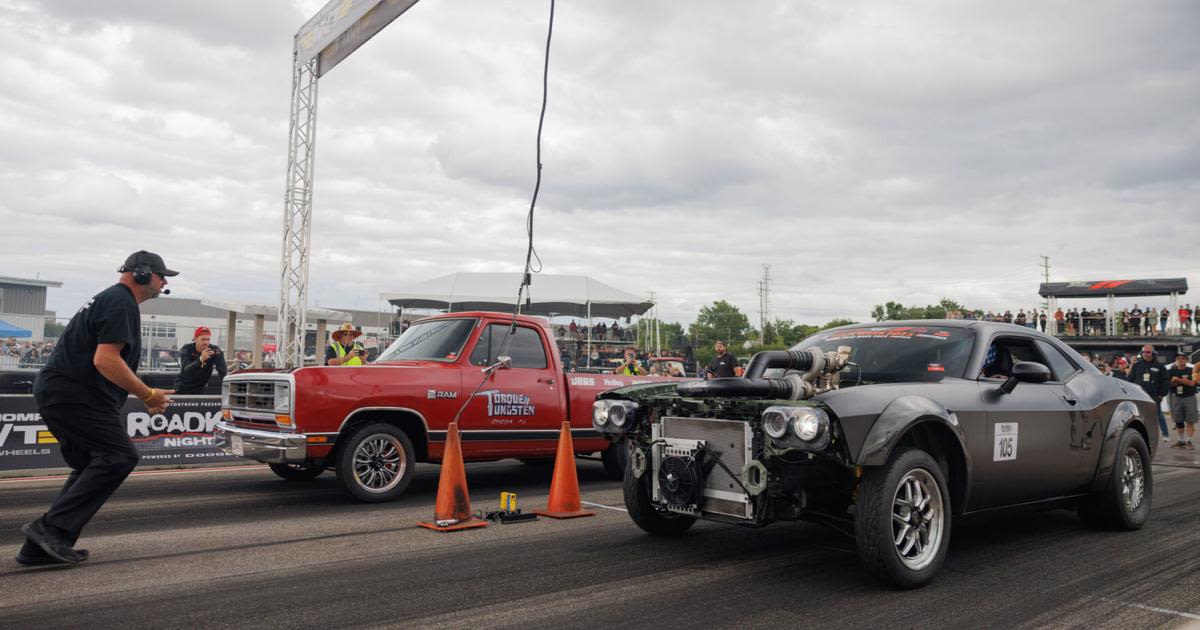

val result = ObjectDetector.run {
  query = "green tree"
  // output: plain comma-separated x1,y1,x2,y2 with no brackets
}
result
635,318,687,354
689,300,755,365
870,298,975,321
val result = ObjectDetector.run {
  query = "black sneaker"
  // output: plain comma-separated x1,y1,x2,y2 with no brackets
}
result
15,542,89,566
1171,441,1187,449
20,521,84,565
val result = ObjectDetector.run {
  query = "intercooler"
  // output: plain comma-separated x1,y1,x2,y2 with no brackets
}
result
651,417,756,520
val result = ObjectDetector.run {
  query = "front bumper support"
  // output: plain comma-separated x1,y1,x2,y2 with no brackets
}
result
214,421,307,464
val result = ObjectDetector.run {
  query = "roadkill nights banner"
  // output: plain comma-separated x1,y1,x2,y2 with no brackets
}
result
0,396,239,471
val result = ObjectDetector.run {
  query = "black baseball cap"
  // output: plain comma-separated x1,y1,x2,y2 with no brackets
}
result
119,250,179,276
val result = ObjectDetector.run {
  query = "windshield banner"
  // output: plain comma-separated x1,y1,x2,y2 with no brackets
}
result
0,395,239,472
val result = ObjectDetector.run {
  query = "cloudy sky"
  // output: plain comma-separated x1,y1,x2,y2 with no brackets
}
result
2,0,1197,326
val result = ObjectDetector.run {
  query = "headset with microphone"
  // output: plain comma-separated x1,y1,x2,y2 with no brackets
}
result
120,263,171,294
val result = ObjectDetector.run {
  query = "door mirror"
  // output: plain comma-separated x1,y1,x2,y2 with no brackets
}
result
1013,361,1051,383
998,361,1052,394
482,355,513,374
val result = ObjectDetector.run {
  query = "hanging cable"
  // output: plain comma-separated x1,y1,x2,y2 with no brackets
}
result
451,0,556,427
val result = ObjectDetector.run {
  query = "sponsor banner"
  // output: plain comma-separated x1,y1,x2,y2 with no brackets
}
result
295,0,420,76
1038,277,1188,298
0,395,237,472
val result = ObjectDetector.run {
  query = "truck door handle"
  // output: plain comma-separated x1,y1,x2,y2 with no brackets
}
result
1063,395,1078,406
537,377,556,385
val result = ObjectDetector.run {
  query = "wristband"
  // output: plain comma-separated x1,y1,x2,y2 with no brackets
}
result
143,388,156,402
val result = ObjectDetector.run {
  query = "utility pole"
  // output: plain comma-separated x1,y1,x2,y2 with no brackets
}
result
757,264,772,345
1040,255,1050,284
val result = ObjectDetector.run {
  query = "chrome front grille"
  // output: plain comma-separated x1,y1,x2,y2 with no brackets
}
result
227,381,276,412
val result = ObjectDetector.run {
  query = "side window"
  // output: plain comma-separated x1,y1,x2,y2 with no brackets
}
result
468,325,493,366
982,337,1048,379
468,324,548,369
1035,339,1080,382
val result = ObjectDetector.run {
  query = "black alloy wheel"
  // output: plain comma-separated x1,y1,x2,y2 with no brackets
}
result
1078,428,1152,530
854,447,952,589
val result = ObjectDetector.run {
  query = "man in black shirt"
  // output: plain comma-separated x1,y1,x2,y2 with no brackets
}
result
174,326,227,394
1128,344,1169,443
706,340,737,379
1167,354,1197,449
17,251,176,566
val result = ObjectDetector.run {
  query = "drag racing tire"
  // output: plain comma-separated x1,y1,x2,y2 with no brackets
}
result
268,462,325,481
601,441,627,481
854,447,951,589
623,453,695,536
1077,428,1152,530
335,423,416,503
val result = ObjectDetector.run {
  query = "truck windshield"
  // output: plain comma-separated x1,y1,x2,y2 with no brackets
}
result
376,318,476,362
788,325,975,384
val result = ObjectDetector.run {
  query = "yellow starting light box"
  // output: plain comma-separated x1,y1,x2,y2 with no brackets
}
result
500,492,518,513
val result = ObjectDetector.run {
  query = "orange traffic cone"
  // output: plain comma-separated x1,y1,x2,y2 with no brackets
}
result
535,422,596,519
418,422,488,532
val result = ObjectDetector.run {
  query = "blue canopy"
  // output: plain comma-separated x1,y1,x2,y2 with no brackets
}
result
0,319,32,338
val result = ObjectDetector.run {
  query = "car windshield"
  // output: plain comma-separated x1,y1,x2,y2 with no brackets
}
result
786,325,975,384
376,318,475,362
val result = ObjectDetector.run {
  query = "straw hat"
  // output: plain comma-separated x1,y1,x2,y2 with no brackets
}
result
333,322,363,340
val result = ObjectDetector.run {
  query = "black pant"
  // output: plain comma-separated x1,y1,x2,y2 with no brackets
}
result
30,403,139,544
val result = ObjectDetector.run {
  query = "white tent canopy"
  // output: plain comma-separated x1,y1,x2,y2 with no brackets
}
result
381,272,653,319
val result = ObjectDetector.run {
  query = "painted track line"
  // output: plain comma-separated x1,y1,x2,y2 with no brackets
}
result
0,464,267,484
1103,599,1200,621
581,500,627,512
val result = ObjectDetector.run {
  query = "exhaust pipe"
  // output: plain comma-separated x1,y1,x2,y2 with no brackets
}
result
677,349,825,400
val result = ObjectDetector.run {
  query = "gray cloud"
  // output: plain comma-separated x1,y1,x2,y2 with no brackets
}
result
2,0,1198,326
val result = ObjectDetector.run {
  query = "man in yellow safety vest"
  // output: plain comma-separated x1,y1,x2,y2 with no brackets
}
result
325,322,366,366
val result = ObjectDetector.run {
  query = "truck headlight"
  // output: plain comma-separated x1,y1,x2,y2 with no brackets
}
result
762,406,830,450
593,400,639,433
221,382,230,408
274,382,291,413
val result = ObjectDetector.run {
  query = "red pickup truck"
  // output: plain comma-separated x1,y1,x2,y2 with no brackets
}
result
215,311,668,502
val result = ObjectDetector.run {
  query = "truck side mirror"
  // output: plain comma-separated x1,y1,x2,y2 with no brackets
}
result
999,361,1052,394
496,356,512,370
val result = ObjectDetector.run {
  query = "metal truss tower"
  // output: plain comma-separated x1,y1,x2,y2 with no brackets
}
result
757,264,772,345
279,57,320,368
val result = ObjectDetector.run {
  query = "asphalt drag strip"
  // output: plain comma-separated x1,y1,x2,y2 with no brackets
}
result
0,461,1198,629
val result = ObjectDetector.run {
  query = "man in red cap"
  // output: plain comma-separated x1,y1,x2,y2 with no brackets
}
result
174,326,227,394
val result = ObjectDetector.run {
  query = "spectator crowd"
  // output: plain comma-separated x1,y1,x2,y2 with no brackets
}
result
947,304,1196,336
1,338,57,368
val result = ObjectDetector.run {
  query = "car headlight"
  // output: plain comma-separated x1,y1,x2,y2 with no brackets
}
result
763,410,790,439
274,382,291,413
220,382,230,408
592,400,639,433
592,401,609,427
794,413,821,440
762,405,830,450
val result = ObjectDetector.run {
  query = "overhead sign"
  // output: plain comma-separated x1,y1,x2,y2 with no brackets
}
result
295,0,421,77
1038,278,1189,299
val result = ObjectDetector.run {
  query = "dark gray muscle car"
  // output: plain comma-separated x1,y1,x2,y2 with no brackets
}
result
593,321,1157,588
